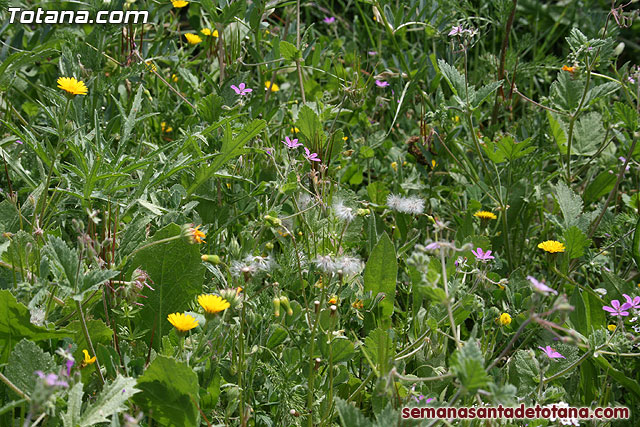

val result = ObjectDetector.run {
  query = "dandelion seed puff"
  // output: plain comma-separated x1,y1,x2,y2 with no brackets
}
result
244,255,276,272
335,256,364,275
230,260,257,277
387,194,424,214
314,255,336,273
333,200,355,222
298,193,313,210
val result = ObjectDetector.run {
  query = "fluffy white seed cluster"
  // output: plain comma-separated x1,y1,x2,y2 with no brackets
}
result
230,255,276,277
332,199,355,222
386,193,425,215
313,255,364,275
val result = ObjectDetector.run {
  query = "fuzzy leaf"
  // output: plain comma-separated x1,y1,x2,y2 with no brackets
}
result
563,226,591,259
451,340,490,392
554,181,583,229
80,375,139,426
4,339,56,396
335,397,372,427
438,59,467,98
363,233,397,323
550,71,584,111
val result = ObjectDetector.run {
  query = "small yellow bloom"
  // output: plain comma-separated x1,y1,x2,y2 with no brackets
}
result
453,115,460,123
562,65,576,73
265,80,280,92
172,0,189,8
82,349,96,365
431,159,437,168
185,33,203,45
161,122,173,133
182,224,206,244
498,313,511,326
57,77,88,96
474,210,497,220
391,161,398,171
328,296,338,305
145,61,157,72
291,127,299,133
198,294,230,317
167,312,198,334
538,240,565,253
171,74,179,83
607,324,616,332
352,299,364,309
201,28,219,37
342,136,348,141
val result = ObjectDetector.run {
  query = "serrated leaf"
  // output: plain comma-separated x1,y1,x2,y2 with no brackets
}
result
4,339,56,396
614,102,637,131
45,236,79,290
80,375,139,426
563,226,591,259
279,40,299,62
296,104,325,146
133,356,200,426
62,382,84,427
437,59,467,98
472,80,503,109
451,340,490,392
573,112,603,156
584,82,619,107
363,233,397,323
363,328,394,377
554,181,583,229
334,397,372,427
130,224,204,348
197,93,224,123
550,72,584,111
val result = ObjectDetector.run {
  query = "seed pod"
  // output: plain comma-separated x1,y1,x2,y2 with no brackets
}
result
273,297,281,317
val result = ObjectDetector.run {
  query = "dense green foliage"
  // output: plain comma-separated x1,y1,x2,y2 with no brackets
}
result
1,0,639,425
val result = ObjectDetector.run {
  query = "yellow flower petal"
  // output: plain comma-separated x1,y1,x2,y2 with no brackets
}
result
57,77,88,96
537,240,565,253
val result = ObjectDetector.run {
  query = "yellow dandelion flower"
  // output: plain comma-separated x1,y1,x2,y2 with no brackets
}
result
185,33,202,45
82,349,96,365
57,77,88,96
498,313,511,326
172,0,189,8
167,312,198,334
538,240,565,253
342,136,348,141
181,224,206,244
265,80,279,92
201,28,219,37
607,324,616,332
198,294,230,317
474,210,497,220
562,65,576,73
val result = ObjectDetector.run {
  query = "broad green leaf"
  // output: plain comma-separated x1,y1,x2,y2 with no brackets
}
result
584,171,616,204
451,340,490,392
133,356,200,426
584,82,619,107
548,112,567,155
563,226,591,259
363,233,397,323
279,40,300,62
0,200,20,234
197,93,224,123
573,112,602,156
0,290,71,362
62,382,84,427
362,328,394,377
45,236,79,290
80,375,139,426
591,355,640,398
550,71,584,111
266,324,288,349
319,337,355,364
77,269,120,301
130,224,204,348
367,181,389,206
296,105,325,146
472,80,503,109
554,181,583,229
4,339,56,396
437,59,466,98
334,397,372,427
66,319,113,363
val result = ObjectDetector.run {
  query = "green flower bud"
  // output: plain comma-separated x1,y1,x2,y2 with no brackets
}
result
201,254,221,265
280,296,293,316
273,297,281,317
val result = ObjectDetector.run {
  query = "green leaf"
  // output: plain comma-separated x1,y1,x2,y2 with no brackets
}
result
584,82,619,107
550,71,584,111
591,355,640,398
554,181,583,229
633,215,640,270
472,80,503,109
362,328,394,377
437,59,466,98
296,105,326,146
4,339,56,396
130,224,204,348
334,397,372,427
197,93,224,124
80,375,139,426
367,181,389,206
482,136,535,163
77,269,120,300
133,356,200,426
0,290,70,362
266,324,288,349
614,102,638,131
66,319,113,362
451,340,490,392
45,236,79,290
563,226,591,259
62,382,84,427
584,171,616,204
363,233,397,323
187,119,266,195
573,112,603,156
548,112,568,154
279,40,300,62
319,337,355,364
0,200,20,234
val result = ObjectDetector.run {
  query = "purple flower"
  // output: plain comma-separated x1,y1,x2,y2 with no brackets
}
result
65,358,75,376
603,299,633,317
35,371,69,388
538,345,565,359
471,247,494,261
425,242,440,251
619,156,630,172
323,16,336,24
230,83,252,96
16,139,23,145
623,294,640,310
282,136,302,149
375,80,389,88
368,51,377,56
448,26,464,36
413,395,435,403
527,276,558,296
303,147,321,162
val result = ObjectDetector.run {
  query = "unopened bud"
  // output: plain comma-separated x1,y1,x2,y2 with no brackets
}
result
265,242,274,251
264,215,282,227
201,254,221,265
273,297,281,317
356,208,370,217
314,357,321,370
280,296,293,316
